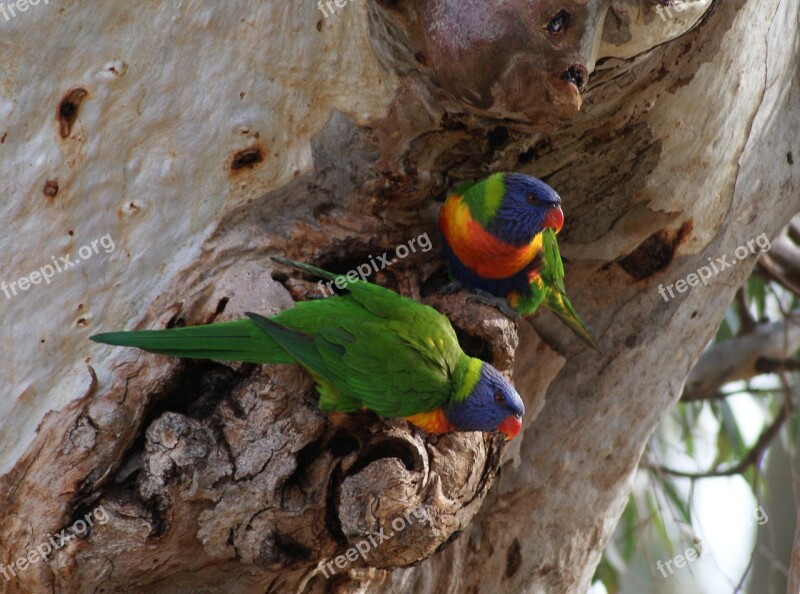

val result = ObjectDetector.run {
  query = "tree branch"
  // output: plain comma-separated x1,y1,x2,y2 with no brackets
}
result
681,314,800,401
736,286,757,335
758,255,800,299
648,411,786,479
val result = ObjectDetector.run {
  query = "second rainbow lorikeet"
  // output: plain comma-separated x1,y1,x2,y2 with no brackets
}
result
439,172,601,353
91,258,525,439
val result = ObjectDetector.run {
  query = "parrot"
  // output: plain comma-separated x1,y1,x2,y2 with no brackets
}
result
438,172,601,353
90,258,525,440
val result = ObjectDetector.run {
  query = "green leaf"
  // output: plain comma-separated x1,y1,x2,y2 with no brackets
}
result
715,314,733,342
645,491,672,556
788,405,800,451
620,496,638,562
592,559,619,594
661,478,692,526
714,424,733,467
720,400,747,459
675,402,702,457
747,276,767,319
743,465,757,485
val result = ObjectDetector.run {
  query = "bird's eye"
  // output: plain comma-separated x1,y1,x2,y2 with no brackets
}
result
494,390,506,406
547,9,571,34
526,193,542,206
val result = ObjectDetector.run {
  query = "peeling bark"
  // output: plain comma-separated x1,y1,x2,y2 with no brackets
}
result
1,0,799,593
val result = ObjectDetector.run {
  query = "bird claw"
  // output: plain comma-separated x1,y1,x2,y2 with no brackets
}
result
437,280,463,296
467,291,521,320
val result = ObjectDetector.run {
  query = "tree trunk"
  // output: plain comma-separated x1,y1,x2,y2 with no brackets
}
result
1,1,799,593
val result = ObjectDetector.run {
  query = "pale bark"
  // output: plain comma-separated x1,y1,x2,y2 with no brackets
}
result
1,0,799,593
682,314,800,401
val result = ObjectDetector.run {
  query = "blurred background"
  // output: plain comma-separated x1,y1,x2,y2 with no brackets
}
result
594,217,800,593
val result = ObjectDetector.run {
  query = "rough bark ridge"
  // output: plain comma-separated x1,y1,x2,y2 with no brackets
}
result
0,0,798,593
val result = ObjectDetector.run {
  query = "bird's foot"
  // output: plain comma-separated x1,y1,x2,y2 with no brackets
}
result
437,280,463,296
467,291,521,320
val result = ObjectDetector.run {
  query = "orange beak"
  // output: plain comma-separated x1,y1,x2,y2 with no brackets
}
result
543,206,564,234
498,415,522,440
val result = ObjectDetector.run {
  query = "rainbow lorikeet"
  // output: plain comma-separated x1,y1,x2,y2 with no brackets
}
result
439,172,601,353
90,258,525,439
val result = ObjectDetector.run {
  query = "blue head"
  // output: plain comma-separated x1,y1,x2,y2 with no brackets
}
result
444,363,525,440
487,173,564,246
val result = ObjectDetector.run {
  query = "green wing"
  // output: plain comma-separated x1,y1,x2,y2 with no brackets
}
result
261,259,466,416
540,228,566,290
539,230,602,354
248,298,458,417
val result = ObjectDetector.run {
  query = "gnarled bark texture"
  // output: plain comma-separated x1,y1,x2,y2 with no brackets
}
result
0,0,798,592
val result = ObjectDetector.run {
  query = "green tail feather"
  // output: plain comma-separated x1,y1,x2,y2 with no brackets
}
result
90,319,294,364
91,257,364,365
543,291,603,354
271,257,350,285
245,313,325,371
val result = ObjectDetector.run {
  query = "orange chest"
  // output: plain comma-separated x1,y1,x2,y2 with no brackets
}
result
403,408,456,434
439,197,541,279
